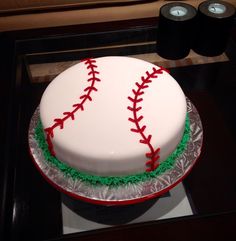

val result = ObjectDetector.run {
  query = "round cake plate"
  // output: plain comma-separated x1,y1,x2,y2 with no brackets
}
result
28,98,203,206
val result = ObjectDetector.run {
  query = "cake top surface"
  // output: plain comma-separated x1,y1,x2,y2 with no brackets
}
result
40,56,186,175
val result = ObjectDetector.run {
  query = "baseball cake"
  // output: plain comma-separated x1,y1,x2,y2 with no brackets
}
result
35,56,190,186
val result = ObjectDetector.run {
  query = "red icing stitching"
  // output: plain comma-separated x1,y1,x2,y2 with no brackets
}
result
44,58,101,155
127,66,168,172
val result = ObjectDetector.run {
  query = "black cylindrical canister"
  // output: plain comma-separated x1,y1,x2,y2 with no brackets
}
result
192,0,235,56
157,2,197,60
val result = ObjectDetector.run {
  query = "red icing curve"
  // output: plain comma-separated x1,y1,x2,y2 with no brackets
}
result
44,58,101,156
127,66,168,172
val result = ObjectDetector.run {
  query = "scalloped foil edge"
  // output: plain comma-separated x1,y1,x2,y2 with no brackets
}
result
28,98,203,204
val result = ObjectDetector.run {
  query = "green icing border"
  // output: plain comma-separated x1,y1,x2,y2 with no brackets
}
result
34,115,190,187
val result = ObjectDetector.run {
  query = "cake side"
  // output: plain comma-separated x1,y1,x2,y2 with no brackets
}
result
39,56,187,176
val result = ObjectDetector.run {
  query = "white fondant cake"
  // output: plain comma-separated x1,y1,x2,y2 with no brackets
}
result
40,56,186,176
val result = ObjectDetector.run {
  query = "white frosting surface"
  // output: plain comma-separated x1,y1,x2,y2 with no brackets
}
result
40,56,186,176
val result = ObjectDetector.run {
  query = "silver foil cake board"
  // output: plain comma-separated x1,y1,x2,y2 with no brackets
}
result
62,182,193,234
29,98,203,205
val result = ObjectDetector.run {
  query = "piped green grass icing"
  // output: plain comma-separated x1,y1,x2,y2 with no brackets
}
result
34,115,190,187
